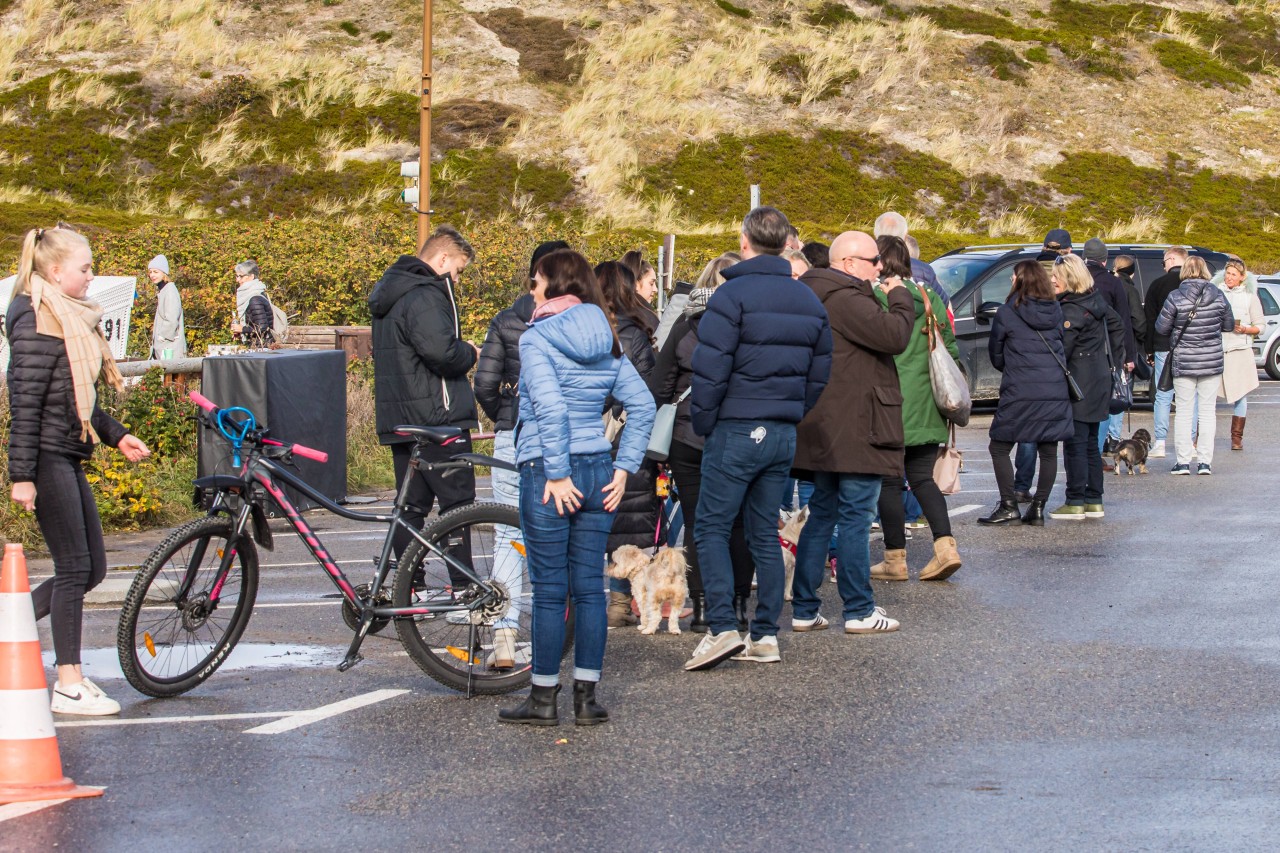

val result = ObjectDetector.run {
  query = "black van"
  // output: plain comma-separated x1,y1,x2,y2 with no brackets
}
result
929,244,1229,400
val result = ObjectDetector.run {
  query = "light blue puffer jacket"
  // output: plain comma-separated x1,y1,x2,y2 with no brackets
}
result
516,302,656,480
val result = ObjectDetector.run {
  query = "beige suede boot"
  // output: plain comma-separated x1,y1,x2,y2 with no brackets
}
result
869,548,908,581
918,536,961,581
607,592,638,627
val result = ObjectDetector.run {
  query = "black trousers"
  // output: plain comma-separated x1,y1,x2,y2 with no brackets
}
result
990,440,1057,502
879,443,953,550
1063,420,1104,504
30,453,107,667
391,437,476,586
667,439,755,596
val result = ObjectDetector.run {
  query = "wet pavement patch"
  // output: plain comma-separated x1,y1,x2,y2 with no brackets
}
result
44,643,341,681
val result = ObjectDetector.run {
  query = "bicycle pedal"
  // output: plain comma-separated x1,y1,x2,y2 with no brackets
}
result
337,653,364,673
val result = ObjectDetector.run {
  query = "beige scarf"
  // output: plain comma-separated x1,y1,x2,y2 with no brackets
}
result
28,273,124,442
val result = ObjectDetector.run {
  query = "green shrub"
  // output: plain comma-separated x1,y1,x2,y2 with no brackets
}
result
370,31,393,43
1024,46,1050,63
101,368,199,458
339,21,359,36
715,0,752,18
970,41,1032,83
916,5,1041,41
1181,9,1280,74
804,2,858,27
1152,40,1251,89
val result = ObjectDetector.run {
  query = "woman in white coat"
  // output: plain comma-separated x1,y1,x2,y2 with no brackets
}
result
1218,258,1264,450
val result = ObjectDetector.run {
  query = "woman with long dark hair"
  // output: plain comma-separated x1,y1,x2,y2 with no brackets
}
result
978,260,1074,525
595,261,661,627
6,225,152,715
500,250,655,726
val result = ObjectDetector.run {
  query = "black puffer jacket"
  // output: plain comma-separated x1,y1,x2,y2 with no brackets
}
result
1059,291,1125,423
607,312,660,554
988,296,1074,443
241,294,273,347
4,295,128,482
653,311,702,450
368,255,478,443
474,293,533,431
1154,278,1234,378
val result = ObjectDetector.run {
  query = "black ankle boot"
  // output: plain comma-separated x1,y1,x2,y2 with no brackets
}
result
1021,499,1046,526
978,500,1022,525
498,684,560,726
573,680,609,726
689,593,709,634
732,594,749,632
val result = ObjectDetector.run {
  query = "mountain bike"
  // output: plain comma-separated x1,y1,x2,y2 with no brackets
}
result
116,391,571,698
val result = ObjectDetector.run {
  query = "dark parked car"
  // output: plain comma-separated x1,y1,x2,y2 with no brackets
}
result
929,244,1229,400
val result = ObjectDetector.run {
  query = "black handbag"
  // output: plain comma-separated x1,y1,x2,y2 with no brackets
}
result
1158,290,1207,393
1100,307,1132,414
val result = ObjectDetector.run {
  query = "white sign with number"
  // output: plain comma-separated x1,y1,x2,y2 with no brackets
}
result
0,275,136,377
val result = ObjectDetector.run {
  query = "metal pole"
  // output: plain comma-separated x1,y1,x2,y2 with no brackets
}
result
417,0,433,249
750,184,760,211
656,245,665,313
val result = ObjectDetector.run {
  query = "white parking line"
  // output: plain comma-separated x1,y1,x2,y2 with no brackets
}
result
948,504,983,516
53,689,410,735
0,792,105,824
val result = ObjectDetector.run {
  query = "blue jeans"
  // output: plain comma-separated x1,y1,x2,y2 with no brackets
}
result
694,419,796,639
902,484,922,520
490,430,523,630
520,453,616,685
1013,442,1037,493
1152,351,1172,441
792,472,880,622
1104,411,1124,443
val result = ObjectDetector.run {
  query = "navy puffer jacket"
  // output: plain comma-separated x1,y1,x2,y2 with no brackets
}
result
988,296,1074,443
691,255,832,436
1154,278,1234,378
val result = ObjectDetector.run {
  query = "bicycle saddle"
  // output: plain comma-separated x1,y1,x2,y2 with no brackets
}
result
393,424,463,444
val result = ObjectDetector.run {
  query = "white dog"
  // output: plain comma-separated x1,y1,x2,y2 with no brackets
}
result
605,545,690,635
778,506,809,600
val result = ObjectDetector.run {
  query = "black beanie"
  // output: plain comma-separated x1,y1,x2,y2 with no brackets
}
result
529,240,571,278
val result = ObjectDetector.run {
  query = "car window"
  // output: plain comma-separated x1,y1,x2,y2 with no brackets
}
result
953,262,1018,319
929,255,1000,299
1258,286,1280,316
1136,258,1164,295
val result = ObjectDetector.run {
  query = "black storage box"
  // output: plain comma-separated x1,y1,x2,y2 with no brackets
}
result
197,350,347,513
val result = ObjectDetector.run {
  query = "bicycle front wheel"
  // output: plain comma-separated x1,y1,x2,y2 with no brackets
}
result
392,501,573,695
116,516,259,698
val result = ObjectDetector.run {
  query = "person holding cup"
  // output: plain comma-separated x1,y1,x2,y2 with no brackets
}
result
147,254,186,359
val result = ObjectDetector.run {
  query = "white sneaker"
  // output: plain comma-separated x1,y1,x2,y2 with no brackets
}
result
684,630,746,671
791,613,830,633
51,677,121,716
845,607,900,634
732,635,781,663
1149,440,1166,458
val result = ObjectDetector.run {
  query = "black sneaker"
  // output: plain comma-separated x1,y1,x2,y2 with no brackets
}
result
1197,463,1212,476
1170,463,1191,476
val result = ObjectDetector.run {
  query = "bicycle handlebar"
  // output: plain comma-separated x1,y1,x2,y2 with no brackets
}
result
189,392,330,464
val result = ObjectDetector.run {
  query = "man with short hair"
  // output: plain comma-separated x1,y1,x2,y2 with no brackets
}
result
369,225,481,561
1081,238,1135,457
874,211,949,308
790,231,914,636
1144,246,1189,458
684,206,832,671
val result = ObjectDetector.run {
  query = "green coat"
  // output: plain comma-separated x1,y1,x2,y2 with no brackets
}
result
875,280,960,446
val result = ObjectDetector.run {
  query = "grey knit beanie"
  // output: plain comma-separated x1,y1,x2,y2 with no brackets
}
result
149,254,170,275
1082,238,1107,264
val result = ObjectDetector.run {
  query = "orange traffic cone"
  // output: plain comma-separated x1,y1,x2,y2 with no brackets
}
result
0,543,102,804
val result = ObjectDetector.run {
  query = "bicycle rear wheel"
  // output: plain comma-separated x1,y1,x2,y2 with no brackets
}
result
117,516,259,698
392,501,573,695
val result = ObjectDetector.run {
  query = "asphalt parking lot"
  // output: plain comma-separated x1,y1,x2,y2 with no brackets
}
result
4,384,1280,851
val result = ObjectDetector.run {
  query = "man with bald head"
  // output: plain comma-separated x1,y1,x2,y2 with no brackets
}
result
790,230,915,636
684,206,832,671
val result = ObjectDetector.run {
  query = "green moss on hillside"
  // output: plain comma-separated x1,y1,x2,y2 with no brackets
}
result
1181,9,1280,75
714,0,753,18
970,41,1031,83
916,5,1040,41
431,148,574,220
804,2,859,27
1152,40,1251,89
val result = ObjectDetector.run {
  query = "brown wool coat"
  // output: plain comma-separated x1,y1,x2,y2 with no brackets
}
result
792,268,915,477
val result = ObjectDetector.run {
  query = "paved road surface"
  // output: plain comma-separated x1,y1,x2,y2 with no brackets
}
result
5,387,1280,851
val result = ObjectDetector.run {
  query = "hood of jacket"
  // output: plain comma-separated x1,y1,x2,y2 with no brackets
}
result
1010,295,1063,331
531,303,616,365
368,255,447,319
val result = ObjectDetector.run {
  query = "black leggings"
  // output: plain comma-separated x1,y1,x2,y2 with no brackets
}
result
667,439,755,596
30,453,107,667
990,440,1057,502
879,443,953,550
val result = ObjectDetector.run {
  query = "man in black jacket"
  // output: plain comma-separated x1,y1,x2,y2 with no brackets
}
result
369,225,479,560
1082,238,1135,456
1143,246,1189,459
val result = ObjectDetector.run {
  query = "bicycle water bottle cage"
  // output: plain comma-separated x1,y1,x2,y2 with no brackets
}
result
214,406,256,468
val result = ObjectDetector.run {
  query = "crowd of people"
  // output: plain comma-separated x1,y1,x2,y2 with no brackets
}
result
6,212,1264,721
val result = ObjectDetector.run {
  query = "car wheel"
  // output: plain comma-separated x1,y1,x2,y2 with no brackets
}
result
1267,341,1280,381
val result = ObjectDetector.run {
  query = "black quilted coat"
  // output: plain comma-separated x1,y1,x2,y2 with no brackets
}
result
474,293,534,432
606,312,660,554
4,295,128,482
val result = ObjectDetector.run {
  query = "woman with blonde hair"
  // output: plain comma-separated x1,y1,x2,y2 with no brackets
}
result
1047,254,1125,521
1155,255,1234,475
6,225,151,715
1216,257,1264,450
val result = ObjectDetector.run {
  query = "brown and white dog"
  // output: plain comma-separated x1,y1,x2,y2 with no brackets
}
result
605,545,690,635
1113,428,1151,476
